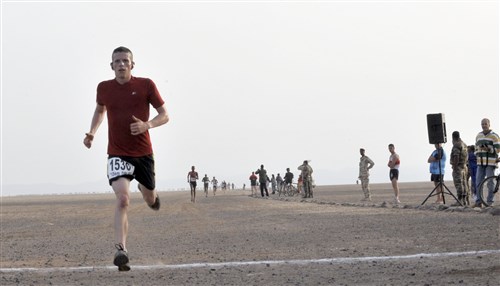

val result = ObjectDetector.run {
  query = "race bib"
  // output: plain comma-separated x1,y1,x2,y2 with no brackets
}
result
108,157,135,179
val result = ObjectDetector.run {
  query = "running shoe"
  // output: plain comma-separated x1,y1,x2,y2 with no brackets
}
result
118,263,130,272
149,195,160,211
138,184,161,211
114,243,130,271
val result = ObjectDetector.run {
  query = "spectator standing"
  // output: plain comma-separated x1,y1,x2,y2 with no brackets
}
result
427,143,446,204
255,165,270,197
387,144,401,204
249,172,258,197
270,174,277,194
298,160,314,198
467,145,478,201
284,168,294,187
474,118,500,207
276,173,283,193
358,148,375,201
450,131,469,205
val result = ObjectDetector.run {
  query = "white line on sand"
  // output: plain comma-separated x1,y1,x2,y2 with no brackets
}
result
1,249,499,273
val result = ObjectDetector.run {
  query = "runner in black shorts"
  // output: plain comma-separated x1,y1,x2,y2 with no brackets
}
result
187,166,199,203
83,46,169,272
389,169,399,181
388,143,401,204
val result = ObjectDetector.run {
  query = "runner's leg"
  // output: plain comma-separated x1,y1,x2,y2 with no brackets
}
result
112,177,131,249
138,182,157,206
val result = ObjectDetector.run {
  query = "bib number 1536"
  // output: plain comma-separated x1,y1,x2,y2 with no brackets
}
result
108,158,135,179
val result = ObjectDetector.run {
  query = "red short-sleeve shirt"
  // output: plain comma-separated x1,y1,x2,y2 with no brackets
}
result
97,76,165,157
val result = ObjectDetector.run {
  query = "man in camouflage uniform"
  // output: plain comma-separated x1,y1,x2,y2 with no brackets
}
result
358,148,375,201
298,160,314,198
450,131,469,206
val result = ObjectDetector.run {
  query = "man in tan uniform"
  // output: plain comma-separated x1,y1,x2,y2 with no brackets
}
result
358,148,375,201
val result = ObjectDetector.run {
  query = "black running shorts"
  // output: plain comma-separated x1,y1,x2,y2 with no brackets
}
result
107,155,156,190
389,169,399,181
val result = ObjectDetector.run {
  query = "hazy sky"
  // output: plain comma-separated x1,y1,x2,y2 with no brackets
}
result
2,0,499,195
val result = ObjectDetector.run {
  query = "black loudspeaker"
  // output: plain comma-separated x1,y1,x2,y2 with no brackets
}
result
427,113,447,144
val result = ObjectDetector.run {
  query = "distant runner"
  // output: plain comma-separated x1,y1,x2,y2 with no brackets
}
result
202,174,210,198
187,166,199,203
211,177,218,196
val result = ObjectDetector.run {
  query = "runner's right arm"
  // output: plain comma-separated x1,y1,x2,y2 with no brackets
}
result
84,104,106,149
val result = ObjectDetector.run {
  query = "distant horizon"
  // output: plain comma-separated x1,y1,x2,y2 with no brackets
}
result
1,180,445,197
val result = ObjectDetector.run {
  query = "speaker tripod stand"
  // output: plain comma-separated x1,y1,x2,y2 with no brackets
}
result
421,147,462,206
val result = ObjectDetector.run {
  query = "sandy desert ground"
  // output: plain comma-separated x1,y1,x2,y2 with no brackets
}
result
1,182,499,285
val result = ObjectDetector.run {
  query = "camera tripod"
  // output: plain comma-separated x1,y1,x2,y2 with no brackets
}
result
421,147,462,206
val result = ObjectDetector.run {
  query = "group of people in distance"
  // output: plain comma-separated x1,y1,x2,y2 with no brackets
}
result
248,161,314,198
187,166,235,202
188,162,315,201
358,144,400,204
358,118,500,207
427,118,499,207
